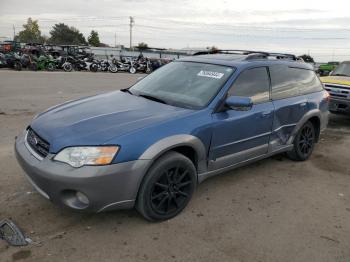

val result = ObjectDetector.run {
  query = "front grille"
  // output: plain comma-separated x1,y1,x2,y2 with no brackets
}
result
325,84,350,90
26,127,50,158
324,84,350,100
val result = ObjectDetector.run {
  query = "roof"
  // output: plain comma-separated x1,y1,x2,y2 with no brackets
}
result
178,50,313,70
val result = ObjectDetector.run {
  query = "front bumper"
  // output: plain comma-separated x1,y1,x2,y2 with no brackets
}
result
329,98,350,114
15,132,150,212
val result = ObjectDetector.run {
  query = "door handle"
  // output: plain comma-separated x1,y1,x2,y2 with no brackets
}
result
300,102,307,107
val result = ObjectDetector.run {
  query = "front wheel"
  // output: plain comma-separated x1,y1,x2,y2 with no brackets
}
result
63,63,73,72
287,121,316,161
129,66,136,74
136,151,197,221
108,65,118,73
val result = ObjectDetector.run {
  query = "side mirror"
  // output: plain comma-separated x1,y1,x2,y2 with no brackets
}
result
225,96,253,111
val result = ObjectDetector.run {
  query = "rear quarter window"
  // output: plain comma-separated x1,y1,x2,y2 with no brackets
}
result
270,65,323,100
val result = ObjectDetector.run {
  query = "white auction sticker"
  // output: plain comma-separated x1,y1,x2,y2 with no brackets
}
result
197,70,224,79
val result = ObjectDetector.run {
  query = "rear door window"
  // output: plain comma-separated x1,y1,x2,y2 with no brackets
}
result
270,65,299,100
270,65,323,100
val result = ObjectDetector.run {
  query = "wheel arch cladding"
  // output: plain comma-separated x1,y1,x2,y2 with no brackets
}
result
308,116,321,142
139,134,207,174
288,109,322,144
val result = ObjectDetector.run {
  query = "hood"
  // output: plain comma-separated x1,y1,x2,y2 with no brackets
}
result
320,76,350,86
31,91,191,153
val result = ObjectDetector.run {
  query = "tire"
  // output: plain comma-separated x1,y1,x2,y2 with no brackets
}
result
90,63,98,72
136,151,197,221
108,65,118,73
287,121,316,161
30,62,37,71
47,63,55,71
63,63,73,72
13,61,22,71
145,67,152,74
129,67,136,74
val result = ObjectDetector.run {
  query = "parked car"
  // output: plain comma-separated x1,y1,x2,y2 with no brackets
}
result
317,61,339,76
321,61,350,114
15,50,329,221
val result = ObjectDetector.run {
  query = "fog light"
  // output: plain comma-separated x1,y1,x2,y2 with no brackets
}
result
76,191,89,205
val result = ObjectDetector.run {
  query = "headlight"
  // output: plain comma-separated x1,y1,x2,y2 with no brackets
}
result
54,146,119,168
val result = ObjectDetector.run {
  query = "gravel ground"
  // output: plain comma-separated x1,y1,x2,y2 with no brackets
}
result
0,70,349,262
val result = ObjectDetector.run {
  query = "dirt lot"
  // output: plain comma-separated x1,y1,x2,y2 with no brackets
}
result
0,70,349,262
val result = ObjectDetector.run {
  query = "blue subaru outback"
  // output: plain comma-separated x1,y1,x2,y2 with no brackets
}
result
15,50,329,221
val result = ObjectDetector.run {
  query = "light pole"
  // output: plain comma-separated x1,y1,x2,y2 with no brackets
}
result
129,16,134,50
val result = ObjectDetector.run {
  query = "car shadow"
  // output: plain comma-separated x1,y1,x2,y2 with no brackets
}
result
328,113,350,130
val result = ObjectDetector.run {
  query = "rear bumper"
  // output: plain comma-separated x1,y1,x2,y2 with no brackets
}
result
329,98,350,114
15,131,150,212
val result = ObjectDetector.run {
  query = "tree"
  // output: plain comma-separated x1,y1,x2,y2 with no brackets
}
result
299,54,314,63
15,18,45,43
48,23,87,45
88,30,100,47
207,46,219,52
136,42,148,50
99,43,110,47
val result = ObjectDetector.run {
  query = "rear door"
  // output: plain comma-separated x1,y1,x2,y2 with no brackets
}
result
209,67,274,171
269,65,309,151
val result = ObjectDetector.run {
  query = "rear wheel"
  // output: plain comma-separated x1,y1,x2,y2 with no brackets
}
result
287,121,316,161
145,66,152,74
136,151,196,221
13,61,22,71
30,62,37,71
90,63,98,72
63,63,73,72
47,63,55,71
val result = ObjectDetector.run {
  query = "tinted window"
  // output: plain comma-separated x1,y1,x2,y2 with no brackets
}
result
271,65,323,100
228,67,270,103
130,62,234,109
270,65,299,99
331,62,350,77
297,69,323,94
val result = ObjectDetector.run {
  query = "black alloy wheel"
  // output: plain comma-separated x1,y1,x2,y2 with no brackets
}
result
150,165,193,215
287,121,316,161
136,151,196,221
298,123,315,157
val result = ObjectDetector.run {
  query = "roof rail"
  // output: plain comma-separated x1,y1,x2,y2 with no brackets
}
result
193,49,298,61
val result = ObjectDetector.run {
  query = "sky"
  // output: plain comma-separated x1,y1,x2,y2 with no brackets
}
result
1,0,350,61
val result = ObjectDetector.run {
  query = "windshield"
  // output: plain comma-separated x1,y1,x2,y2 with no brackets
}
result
331,62,350,77
129,61,235,109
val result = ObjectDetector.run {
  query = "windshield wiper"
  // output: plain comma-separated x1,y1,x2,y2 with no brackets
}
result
138,94,168,105
120,88,134,95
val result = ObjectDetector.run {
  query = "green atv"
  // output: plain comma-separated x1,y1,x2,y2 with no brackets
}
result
36,54,56,71
317,62,339,76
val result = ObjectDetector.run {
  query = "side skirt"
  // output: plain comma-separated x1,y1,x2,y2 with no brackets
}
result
197,144,293,183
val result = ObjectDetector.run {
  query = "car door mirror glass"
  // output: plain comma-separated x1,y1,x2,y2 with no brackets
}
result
225,96,253,111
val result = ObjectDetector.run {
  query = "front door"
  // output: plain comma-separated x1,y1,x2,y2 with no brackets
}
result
209,67,274,171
